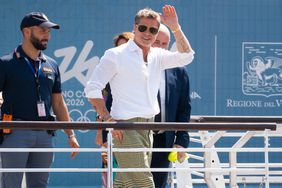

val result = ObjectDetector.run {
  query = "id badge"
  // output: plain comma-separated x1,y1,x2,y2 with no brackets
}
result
37,101,46,117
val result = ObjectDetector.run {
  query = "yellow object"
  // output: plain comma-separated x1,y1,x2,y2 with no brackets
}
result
168,151,189,163
168,151,178,162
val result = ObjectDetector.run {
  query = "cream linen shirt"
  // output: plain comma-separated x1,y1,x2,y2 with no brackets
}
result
84,40,194,120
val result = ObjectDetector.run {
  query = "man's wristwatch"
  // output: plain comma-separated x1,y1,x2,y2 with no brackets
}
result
96,115,112,122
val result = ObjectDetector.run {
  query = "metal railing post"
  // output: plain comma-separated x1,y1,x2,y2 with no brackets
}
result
264,129,270,188
229,151,237,188
107,128,114,188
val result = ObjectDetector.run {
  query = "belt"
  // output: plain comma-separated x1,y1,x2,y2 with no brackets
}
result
117,117,154,122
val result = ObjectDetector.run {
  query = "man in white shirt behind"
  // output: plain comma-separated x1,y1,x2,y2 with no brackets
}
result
85,5,194,188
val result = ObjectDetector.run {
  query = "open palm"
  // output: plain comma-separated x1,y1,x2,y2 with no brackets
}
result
160,5,179,30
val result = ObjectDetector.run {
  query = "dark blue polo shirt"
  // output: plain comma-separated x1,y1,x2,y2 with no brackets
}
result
0,45,61,121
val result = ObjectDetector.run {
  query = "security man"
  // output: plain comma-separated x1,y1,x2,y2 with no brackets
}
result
0,12,80,188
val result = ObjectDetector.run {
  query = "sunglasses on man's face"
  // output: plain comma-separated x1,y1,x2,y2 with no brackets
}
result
137,25,159,35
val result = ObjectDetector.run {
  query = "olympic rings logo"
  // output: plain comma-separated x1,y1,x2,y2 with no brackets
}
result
69,109,97,133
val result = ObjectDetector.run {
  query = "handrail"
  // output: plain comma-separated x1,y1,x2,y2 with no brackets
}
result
0,121,277,131
191,115,282,123
0,147,281,153
100,148,282,152
0,118,280,188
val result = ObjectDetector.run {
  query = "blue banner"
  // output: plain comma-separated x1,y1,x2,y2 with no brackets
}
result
1,0,282,187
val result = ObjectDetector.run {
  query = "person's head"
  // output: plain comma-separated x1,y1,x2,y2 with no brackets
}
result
152,24,171,50
133,8,161,49
20,12,60,51
113,32,134,47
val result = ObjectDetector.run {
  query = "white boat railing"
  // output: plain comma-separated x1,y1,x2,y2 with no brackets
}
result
0,116,281,188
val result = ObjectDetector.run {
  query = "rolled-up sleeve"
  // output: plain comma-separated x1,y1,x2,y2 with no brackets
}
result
84,50,118,99
159,49,195,70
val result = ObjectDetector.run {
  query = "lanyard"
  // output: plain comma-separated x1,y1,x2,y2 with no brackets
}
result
24,57,42,101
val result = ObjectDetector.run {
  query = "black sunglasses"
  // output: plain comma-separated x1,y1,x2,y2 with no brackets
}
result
137,25,159,35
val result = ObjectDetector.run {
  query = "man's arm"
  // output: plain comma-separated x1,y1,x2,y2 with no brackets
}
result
88,98,123,141
174,69,191,162
176,68,191,123
52,93,80,158
175,69,190,146
89,98,111,121
161,5,193,53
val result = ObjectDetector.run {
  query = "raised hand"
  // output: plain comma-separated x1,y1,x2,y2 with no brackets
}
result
160,5,180,31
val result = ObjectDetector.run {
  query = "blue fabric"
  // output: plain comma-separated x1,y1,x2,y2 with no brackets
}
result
0,45,61,120
1,130,53,188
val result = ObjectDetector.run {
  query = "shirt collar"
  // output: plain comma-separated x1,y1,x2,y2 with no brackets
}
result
126,39,152,53
14,45,47,62
126,40,140,52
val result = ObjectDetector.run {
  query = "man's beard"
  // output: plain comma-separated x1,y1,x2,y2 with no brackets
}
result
30,32,48,51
